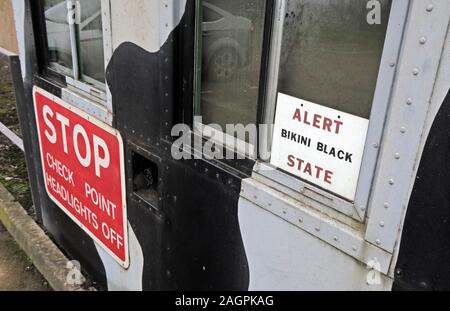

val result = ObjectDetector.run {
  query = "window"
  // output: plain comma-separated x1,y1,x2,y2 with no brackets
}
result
265,0,394,208
276,0,391,119
203,6,223,22
194,0,267,151
44,0,105,90
193,0,399,219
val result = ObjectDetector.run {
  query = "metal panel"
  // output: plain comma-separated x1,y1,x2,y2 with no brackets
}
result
239,197,393,290
354,0,410,219
241,178,392,274
366,0,450,253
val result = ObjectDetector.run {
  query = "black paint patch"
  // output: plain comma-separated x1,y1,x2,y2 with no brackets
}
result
393,90,450,291
105,1,250,289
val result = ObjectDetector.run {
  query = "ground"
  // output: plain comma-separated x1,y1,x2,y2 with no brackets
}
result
0,223,51,291
0,57,50,291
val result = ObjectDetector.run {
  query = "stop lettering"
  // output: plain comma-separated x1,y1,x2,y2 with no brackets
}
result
42,104,110,178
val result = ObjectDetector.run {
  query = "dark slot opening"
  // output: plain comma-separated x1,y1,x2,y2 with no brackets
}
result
132,151,159,206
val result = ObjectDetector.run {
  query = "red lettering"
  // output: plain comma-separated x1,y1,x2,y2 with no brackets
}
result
334,120,344,135
322,118,333,133
293,109,301,122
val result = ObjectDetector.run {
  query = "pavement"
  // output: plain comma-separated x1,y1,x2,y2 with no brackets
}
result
0,222,50,291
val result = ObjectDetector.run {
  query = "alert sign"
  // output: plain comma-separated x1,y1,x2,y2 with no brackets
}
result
271,93,369,201
33,87,128,268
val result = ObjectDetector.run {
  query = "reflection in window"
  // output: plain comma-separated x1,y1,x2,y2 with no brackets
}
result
277,0,392,119
44,0,105,84
45,0,73,76
77,0,105,84
195,0,267,138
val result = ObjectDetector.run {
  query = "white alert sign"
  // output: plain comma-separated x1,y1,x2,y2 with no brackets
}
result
270,93,369,201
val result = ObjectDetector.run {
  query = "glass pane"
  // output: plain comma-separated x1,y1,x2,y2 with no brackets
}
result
277,0,392,119
195,0,267,140
77,0,105,84
44,0,73,76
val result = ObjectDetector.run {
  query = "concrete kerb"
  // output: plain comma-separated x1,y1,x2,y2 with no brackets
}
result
0,182,95,291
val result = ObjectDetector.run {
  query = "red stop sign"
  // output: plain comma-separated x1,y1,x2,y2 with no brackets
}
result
33,87,129,268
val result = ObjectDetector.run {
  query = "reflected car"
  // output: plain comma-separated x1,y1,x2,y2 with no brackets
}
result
202,2,254,81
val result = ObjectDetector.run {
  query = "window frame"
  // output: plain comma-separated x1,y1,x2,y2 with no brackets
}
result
257,0,410,222
192,0,274,161
34,0,113,120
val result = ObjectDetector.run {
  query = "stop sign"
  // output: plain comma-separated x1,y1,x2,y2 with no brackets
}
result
33,87,129,268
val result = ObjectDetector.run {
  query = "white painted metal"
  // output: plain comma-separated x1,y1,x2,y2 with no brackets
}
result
366,0,450,253
240,178,392,274
61,87,112,124
101,0,113,117
239,197,393,291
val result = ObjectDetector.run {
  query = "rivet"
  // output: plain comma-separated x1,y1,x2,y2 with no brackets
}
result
406,98,413,106
360,206,366,212
395,153,401,159
283,210,287,215
299,188,305,194
380,221,385,228
376,239,381,245
352,246,358,252
419,37,427,45
373,143,379,149
315,227,320,232
426,4,434,12
268,203,272,207
298,218,303,224
384,202,390,209
333,236,339,242
400,127,407,134
413,68,420,76
389,62,396,68
389,179,395,185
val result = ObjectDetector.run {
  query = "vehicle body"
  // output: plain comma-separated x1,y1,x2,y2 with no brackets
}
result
2,0,450,291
